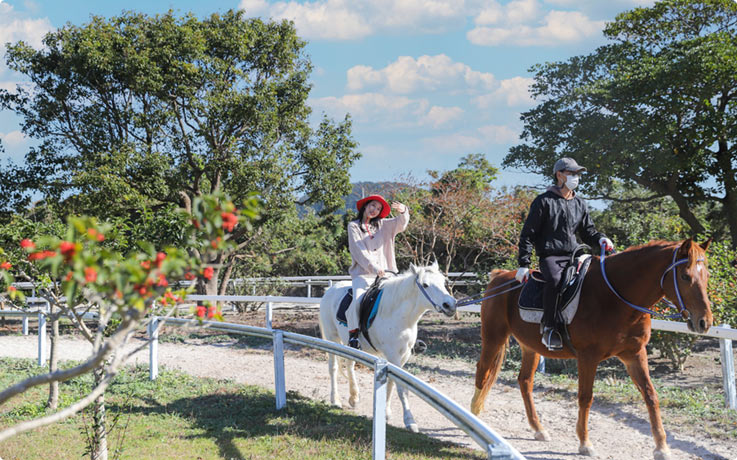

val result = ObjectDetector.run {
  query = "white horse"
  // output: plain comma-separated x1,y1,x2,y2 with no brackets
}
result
318,262,457,432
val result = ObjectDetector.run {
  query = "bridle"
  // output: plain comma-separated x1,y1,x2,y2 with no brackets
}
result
414,271,451,310
600,245,705,319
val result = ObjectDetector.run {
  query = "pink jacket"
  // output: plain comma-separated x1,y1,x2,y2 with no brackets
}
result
348,208,409,278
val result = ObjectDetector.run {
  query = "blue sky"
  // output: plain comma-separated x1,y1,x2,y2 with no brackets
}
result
0,0,656,191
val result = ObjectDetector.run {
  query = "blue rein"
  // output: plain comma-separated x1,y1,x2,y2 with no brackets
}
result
455,278,522,307
599,245,700,319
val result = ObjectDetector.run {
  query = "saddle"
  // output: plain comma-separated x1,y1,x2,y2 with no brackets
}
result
518,249,593,326
336,276,385,349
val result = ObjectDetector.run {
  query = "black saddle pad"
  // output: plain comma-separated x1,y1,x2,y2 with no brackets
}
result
519,272,545,311
335,277,383,328
336,288,353,325
519,257,593,311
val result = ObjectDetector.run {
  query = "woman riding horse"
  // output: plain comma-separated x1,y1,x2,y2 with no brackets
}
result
347,194,409,349
515,157,613,350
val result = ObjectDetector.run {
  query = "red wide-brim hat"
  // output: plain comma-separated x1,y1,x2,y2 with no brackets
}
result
356,194,390,218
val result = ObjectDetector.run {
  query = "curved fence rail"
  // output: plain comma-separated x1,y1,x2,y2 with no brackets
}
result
152,317,526,460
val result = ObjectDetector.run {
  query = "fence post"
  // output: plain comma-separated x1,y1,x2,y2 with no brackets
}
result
537,356,546,374
273,330,286,410
266,301,273,329
373,359,388,460
37,310,47,366
22,314,29,335
719,323,736,410
149,317,159,381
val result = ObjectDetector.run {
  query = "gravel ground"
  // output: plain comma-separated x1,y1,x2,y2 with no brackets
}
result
0,329,735,460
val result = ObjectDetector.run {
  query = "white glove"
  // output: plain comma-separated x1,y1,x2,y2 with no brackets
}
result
599,237,614,252
515,267,530,283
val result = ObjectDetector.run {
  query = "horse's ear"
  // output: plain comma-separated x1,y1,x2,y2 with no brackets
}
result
678,238,694,257
430,260,439,272
410,263,418,274
699,237,712,252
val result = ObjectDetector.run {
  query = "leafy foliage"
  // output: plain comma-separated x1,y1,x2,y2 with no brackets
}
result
0,9,359,292
505,0,737,247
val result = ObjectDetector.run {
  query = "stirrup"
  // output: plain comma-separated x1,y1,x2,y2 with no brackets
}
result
542,327,563,351
348,329,361,350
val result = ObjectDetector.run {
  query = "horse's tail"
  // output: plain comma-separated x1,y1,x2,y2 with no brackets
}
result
471,268,511,416
471,339,507,415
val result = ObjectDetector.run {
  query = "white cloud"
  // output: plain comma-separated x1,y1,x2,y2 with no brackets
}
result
422,132,484,151
473,76,535,108
477,124,519,144
468,9,604,46
0,3,52,50
419,106,464,127
421,123,520,151
238,0,470,40
0,2,52,78
0,130,27,147
312,92,461,128
312,92,430,123
347,54,496,94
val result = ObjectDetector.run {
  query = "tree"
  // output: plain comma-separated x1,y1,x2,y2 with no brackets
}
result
0,9,359,292
0,193,256,459
395,155,531,281
504,0,737,248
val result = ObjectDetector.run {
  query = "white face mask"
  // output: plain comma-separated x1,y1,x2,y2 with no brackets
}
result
565,174,579,190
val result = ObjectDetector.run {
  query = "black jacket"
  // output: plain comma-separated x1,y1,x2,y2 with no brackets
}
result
518,187,605,267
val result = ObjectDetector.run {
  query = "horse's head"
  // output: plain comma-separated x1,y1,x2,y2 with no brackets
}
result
410,261,457,316
665,238,713,334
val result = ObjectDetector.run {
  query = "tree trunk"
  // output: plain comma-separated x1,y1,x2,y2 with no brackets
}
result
716,140,737,248
90,366,108,460
46,309,59,410
636,175,706,236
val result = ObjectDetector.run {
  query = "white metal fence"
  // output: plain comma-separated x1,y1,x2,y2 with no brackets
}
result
148,316,526,460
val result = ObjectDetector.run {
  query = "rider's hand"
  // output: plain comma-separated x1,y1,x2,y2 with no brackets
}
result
391,202,407,213
377,269,386,278
599,237,614,252
515,267,530,283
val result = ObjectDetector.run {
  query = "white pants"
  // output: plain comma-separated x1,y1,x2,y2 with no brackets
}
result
347,275,373,331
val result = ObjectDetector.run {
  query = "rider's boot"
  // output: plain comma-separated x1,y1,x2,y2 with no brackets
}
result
348,329,361,349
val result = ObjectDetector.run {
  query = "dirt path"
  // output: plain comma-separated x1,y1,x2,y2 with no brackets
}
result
0,332,734,460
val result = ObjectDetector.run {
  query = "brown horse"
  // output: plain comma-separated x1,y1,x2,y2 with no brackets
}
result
470,239,713,460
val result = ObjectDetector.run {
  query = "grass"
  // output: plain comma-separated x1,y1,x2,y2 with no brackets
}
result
0,358,486,460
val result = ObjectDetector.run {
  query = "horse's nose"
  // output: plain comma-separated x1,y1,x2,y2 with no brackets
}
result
699,318,709,333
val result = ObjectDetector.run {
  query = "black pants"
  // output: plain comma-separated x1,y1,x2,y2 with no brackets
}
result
540,255,569,328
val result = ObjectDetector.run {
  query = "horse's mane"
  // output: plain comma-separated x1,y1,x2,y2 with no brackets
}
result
614,239,705,269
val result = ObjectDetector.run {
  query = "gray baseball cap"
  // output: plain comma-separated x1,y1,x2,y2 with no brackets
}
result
553,157,587,174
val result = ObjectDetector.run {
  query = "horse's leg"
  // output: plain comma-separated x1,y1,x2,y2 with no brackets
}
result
518,346,550,441
328,353,341,407
347,359,360,408
576,354,599,456
620,349,671,460
385,350,417,432
470,323,509,415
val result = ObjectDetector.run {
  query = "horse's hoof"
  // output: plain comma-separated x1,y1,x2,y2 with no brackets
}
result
534,430,550,441
348,396,359,408
407,423,419,433
653,448,672,460
578,444,596,456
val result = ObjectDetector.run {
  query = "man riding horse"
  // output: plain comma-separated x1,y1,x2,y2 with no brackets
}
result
515,157,614,350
